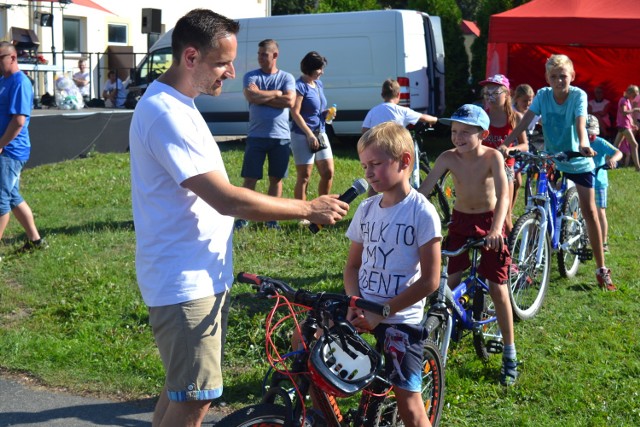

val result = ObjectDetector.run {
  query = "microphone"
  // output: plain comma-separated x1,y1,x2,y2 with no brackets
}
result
309,178,369,234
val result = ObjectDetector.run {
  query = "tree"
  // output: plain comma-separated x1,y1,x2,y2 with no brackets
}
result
410,0,472,113
317,0,381,13
273,0,381,14
470,0,531,88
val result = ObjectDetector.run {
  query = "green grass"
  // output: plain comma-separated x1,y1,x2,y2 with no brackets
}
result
1,140,639,425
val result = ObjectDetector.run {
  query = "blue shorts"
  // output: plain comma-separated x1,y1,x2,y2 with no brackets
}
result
0,154,26,215
563,171,593,189
241,137,290,180
595,187,607,208
373,323,426,393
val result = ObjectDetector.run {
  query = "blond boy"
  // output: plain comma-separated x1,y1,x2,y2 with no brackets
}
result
418,104,518,386
345,122,441,426
504,54,616,291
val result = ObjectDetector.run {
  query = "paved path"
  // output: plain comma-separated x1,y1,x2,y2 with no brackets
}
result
0,377,222,426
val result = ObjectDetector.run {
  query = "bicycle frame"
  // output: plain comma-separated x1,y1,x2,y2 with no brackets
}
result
519,155,585,267
428,239,500,365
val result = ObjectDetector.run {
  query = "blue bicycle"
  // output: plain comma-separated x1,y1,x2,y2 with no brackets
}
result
423,238,502,367
507,150,591,321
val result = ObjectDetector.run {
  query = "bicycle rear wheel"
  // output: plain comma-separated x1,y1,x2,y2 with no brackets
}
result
418,155,453,226
508,211,551,321
557,187,586,278
217,403,287,426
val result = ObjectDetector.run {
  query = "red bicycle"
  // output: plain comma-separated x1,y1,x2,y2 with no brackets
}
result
218,273,445,426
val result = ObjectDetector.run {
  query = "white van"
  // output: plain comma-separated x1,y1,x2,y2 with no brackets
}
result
130,9,445,136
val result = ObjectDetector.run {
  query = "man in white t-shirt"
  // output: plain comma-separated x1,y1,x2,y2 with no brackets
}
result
362,79,438,133
72,58,90,102
129,9,348,427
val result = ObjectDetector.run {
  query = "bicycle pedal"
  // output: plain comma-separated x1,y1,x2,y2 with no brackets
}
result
576,248,593,262
487,340,504,354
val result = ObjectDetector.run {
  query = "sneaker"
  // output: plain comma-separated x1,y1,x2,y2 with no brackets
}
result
596,268,617,291
500,357,519,386
17,238,48,253
234,219,249,231
265,221,281,230
603,242,610,253
298,219,311,227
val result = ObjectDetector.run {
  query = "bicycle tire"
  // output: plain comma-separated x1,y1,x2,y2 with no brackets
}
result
508,211,551,321
557,186,584,278
424,312,451,366
365,341,445,427
419,157,454,227
217,403,287,426
471,287,501,362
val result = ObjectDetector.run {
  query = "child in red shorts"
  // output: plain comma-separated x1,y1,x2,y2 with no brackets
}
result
419,104,518,386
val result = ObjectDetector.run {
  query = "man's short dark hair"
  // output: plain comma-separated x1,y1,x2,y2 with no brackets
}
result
258,39,278,50
300,51,327,76
172,9,240,63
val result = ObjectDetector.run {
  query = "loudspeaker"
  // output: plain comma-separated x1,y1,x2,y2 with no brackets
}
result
141,8,161,34
40,13,53,27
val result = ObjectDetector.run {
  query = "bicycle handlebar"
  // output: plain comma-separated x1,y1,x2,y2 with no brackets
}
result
236,272,390,318
441,238,486,258
509,150,584,162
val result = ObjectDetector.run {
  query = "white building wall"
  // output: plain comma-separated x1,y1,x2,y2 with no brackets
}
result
2,0,269,98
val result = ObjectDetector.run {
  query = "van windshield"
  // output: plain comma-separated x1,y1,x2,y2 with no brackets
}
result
140,47,172,84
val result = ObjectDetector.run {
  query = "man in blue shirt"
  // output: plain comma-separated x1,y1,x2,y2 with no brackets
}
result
0,42,46,253
234,39,295,230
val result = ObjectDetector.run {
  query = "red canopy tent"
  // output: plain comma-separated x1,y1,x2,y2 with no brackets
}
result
486,0,640,108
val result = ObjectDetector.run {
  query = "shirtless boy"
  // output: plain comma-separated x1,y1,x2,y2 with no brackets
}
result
418,104,518,386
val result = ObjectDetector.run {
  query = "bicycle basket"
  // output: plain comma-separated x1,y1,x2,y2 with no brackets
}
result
308,323,382,397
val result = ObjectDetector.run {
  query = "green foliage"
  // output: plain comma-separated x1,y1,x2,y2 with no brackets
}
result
470,0,531,86
317,0,381,12
411,0,472,113
1,143,639,426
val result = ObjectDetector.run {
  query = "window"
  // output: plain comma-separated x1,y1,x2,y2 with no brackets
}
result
63,17,81,52
108,24,127,45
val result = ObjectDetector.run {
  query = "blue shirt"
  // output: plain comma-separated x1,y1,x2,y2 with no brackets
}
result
291,78,327,135
0,71,32,161
530,86,594,174
591,136,618,189
244,68,295,139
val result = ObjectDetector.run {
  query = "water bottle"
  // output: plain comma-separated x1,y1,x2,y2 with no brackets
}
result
326,104,337,124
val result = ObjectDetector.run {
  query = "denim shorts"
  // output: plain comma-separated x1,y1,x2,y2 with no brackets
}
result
240,137,290,180
290,131,333,165
563,171,594,189
0,154,26,215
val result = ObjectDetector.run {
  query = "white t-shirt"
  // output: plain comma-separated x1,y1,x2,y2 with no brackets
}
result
362,102,422,129
345,189,442,324
129,80,234,307
73,71,90,97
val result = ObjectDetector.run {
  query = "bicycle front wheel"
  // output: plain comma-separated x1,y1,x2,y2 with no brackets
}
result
216,403,287,426
508,211,551,321
558,187,586,278
472,287,501,362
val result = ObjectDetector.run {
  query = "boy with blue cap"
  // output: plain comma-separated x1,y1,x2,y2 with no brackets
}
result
419,104,519,386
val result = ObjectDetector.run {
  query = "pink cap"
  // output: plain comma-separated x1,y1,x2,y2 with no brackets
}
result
479,74,510,90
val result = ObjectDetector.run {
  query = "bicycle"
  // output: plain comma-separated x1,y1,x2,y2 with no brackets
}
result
409,122,455,226
218,272,445,427
423,238,503,367
506,150,591,321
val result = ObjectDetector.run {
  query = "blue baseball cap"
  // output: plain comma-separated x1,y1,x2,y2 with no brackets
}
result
439,104,490,131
